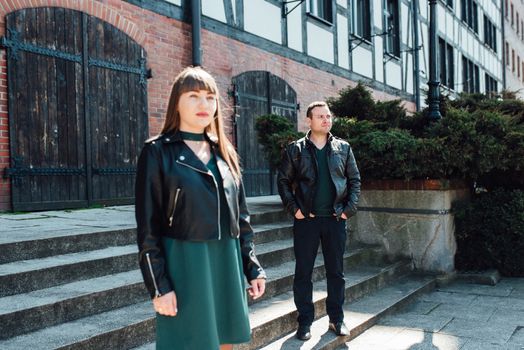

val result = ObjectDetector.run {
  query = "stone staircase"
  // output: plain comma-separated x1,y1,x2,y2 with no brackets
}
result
0,198,438,350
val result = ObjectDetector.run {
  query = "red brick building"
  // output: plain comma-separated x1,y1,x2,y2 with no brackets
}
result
0,0,413,211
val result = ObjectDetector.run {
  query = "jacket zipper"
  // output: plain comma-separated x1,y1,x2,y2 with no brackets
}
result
168,188,181,227
145,253,161,298
176,160,221,239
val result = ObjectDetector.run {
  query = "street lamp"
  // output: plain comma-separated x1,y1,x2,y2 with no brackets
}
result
428,0,442,119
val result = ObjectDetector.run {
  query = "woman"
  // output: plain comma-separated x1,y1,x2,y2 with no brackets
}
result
135,66,266,350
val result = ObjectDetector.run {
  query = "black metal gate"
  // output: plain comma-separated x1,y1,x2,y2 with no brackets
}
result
1,8,148,211
232,71,297,196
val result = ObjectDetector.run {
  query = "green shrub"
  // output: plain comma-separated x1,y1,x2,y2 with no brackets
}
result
326,82,376,121
254,114,304,169
453,189,524,276
327,86,524,188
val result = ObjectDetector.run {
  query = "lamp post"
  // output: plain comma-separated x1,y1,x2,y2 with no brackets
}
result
428,0,442,119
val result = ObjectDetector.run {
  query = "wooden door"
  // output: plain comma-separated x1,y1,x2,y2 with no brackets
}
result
232,71,297,196
2,8,148,211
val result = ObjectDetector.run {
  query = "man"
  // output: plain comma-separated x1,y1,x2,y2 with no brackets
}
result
277,101,361,341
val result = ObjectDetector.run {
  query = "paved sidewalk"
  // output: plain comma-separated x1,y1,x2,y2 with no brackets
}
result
345,278,524,350
0,195,284,243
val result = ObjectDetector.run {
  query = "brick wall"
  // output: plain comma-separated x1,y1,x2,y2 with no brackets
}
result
0,0,413,211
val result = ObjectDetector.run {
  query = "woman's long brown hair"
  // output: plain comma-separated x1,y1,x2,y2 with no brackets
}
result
161,66,241,182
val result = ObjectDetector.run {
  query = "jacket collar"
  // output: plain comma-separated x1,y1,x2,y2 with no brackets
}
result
160,130,219,146
304,130,334,147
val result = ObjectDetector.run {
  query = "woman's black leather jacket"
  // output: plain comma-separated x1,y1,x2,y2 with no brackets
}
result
135,131,266,299
277,131,361,219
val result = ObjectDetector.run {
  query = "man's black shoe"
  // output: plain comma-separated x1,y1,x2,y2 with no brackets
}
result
328,321,349,336
296,325,312,341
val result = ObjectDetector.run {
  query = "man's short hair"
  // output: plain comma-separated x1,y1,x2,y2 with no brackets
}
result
306,101,329,118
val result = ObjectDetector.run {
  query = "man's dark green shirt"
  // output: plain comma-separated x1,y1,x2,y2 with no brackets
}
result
312,145,336,216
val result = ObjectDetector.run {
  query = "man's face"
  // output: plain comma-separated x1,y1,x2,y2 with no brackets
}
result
307,106,332,134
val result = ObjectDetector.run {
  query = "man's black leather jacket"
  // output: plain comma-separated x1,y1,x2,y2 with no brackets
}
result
277,131,361,219
135,131,265,299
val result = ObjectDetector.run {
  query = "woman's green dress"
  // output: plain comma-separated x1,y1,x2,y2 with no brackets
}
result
156,153,251,350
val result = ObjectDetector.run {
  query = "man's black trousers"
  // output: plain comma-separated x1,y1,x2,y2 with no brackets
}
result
292,216,347,327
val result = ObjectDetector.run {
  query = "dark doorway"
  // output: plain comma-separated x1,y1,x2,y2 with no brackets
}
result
232,71,297,196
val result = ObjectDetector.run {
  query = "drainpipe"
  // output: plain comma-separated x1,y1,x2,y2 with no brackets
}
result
428,0,442,119
501,0,506,90
191,0,202,66
413,0,421,111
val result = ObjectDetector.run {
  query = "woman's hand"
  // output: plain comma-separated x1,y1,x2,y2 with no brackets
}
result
248,278,266,300
295,209,305,219
153,291,178,316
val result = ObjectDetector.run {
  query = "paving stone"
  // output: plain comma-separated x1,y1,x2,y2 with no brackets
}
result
400,300,441,315
508,327,524,347
439,318,517,344
498,279,524,291
377,313,453,333
469,295,513,309
460,339,524,350
510,289,524,300
437,281,513,297
488,310,524,327
344,325,405,348
426,303,497,322
387,329,467,350
418,291,477,306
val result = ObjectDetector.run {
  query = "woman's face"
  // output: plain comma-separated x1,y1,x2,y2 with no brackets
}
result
177,89,217,133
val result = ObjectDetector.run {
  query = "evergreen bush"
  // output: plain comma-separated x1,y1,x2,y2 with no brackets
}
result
254,114,304,169
453,189,524,276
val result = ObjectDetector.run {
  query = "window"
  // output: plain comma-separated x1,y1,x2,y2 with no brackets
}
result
462,0,479,32
518,13,520,34
485,73,498,95
506,42,510,65
446,0,453,8
439,37,455,89
505,0,509,18
462,56,480,93
513,48,516,71
354,0,372,40
522,62,524,81
519,56,521,77
484,15,497,52
384,0,400,56
511,3,514,26
309,0,333,23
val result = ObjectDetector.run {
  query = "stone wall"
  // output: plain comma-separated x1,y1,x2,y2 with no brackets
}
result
349,180,469,273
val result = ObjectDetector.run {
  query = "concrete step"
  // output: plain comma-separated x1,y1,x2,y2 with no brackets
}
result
0,243,380,339
0,218,292,264
256,238,294,269
253,221,293,245
0,301,155,350
239,262,413,350
0,261,409,350
132,261,413,350
253,245,386,305
0,270,147,340
0,245,138,297
258,275,437,350
249,207,288,226
0,224,294,297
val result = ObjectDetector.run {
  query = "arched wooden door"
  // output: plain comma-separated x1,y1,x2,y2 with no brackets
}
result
232,71,297,196
2,8,148,211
